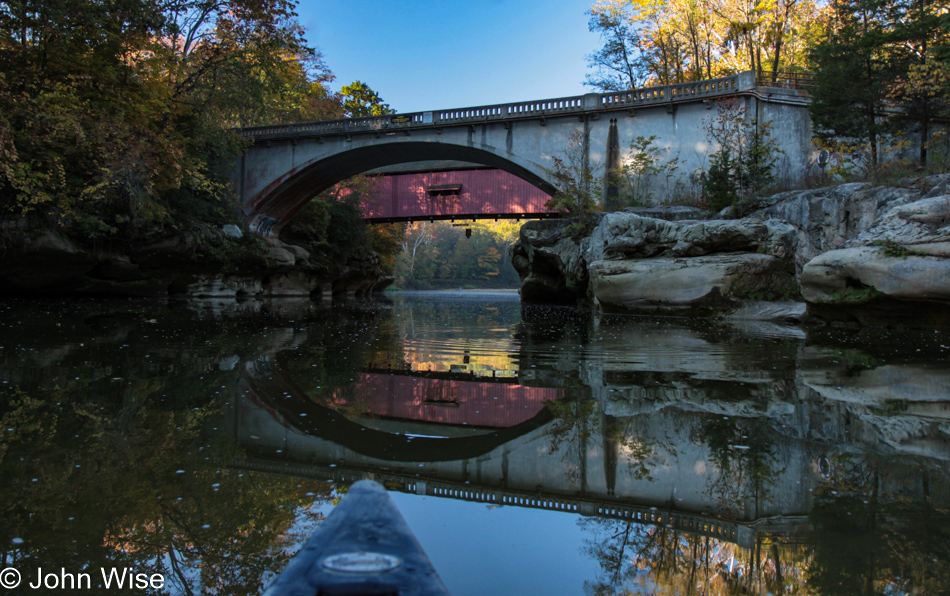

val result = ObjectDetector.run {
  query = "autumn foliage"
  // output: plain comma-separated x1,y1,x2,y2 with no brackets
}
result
0,0,394,244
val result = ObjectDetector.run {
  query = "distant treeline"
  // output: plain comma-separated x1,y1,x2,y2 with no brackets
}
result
390,220,522,290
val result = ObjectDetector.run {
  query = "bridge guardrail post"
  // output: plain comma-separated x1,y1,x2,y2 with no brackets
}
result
583,93,601,111
737,71,756,92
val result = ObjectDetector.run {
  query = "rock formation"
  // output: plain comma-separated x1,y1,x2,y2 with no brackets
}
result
0,221,391,299
512,173,950,325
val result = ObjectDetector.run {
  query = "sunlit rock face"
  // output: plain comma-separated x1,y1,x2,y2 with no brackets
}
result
513,212,799,315
799,189,950,325
751,183,915,272
513,174,950,325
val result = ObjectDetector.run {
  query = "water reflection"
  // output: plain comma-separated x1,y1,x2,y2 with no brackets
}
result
1,294,948,594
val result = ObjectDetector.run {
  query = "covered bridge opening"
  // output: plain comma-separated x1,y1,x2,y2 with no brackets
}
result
245,142,558,235
359,160,558,224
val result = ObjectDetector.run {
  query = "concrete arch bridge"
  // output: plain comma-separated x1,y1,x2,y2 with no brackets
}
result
233,71,812,234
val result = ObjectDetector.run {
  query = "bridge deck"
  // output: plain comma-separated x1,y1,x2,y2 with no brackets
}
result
239,72,760,141
235,457,810,549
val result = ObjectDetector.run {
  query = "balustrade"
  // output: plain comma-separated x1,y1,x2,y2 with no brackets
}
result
238,72,791,140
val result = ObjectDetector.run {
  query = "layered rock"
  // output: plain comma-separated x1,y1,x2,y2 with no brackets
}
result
512,174,950,325
0,222,391,299
798,191,950,325
512,212,799,315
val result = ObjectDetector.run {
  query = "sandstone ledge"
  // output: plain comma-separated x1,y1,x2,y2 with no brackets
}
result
512,175,950,326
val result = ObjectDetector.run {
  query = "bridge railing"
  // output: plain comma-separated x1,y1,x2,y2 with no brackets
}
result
235,457,768,548
238,71,763,140
599,73,746,108
755,69,815,90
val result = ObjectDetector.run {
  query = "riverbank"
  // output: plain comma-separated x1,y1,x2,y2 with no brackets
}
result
512,174,950,327
0,219,392,299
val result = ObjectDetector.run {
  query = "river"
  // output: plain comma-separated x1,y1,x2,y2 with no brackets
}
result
1,292,948,595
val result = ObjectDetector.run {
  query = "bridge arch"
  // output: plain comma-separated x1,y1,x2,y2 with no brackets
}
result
244,140,557,234
237,72,817,234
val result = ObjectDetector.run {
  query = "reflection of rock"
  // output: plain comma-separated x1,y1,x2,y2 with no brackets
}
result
538,315,950,465
218,355,241,370
799,356,950,406
794,343,950,460
183,296,324,319
187,276,264,297
724,302,807,333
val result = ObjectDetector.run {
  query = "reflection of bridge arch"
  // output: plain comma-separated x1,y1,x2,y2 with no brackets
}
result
241,365,558,462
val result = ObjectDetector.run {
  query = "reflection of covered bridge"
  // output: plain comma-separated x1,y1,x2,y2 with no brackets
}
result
228,360,814,547
232,71,813,234
340,371,557,428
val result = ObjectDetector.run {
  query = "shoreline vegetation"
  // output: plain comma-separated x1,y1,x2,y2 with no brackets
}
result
1,0,948,328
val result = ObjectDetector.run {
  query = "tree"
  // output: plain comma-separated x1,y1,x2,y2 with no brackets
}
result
615,135,680,206
403,222,433,274
390,220,523,289
807,0,897,168
368,222,408,275
0,0,334,240
585,0,822,90
279,174,384,262
340,80,394,117
887,59,950,165
586,2,649,90
545,129,603,215
702,99,783,210
884,0,950,165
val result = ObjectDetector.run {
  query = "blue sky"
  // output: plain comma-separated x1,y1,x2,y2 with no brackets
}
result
295,0,602,114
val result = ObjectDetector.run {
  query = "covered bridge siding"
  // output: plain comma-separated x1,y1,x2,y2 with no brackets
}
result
331,373,559,428
361,167,555,223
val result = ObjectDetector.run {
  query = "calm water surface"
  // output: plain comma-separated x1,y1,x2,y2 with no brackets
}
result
1,292,948,595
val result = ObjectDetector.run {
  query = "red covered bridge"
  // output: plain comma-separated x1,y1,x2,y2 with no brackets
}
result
360,163,557,223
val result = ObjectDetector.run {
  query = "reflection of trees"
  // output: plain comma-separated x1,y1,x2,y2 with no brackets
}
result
546,394,598,487
579,518,812,595
806,454,950,595
0,386,332,596
697,415,783,519
274,302,401,417
546,395,670,489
